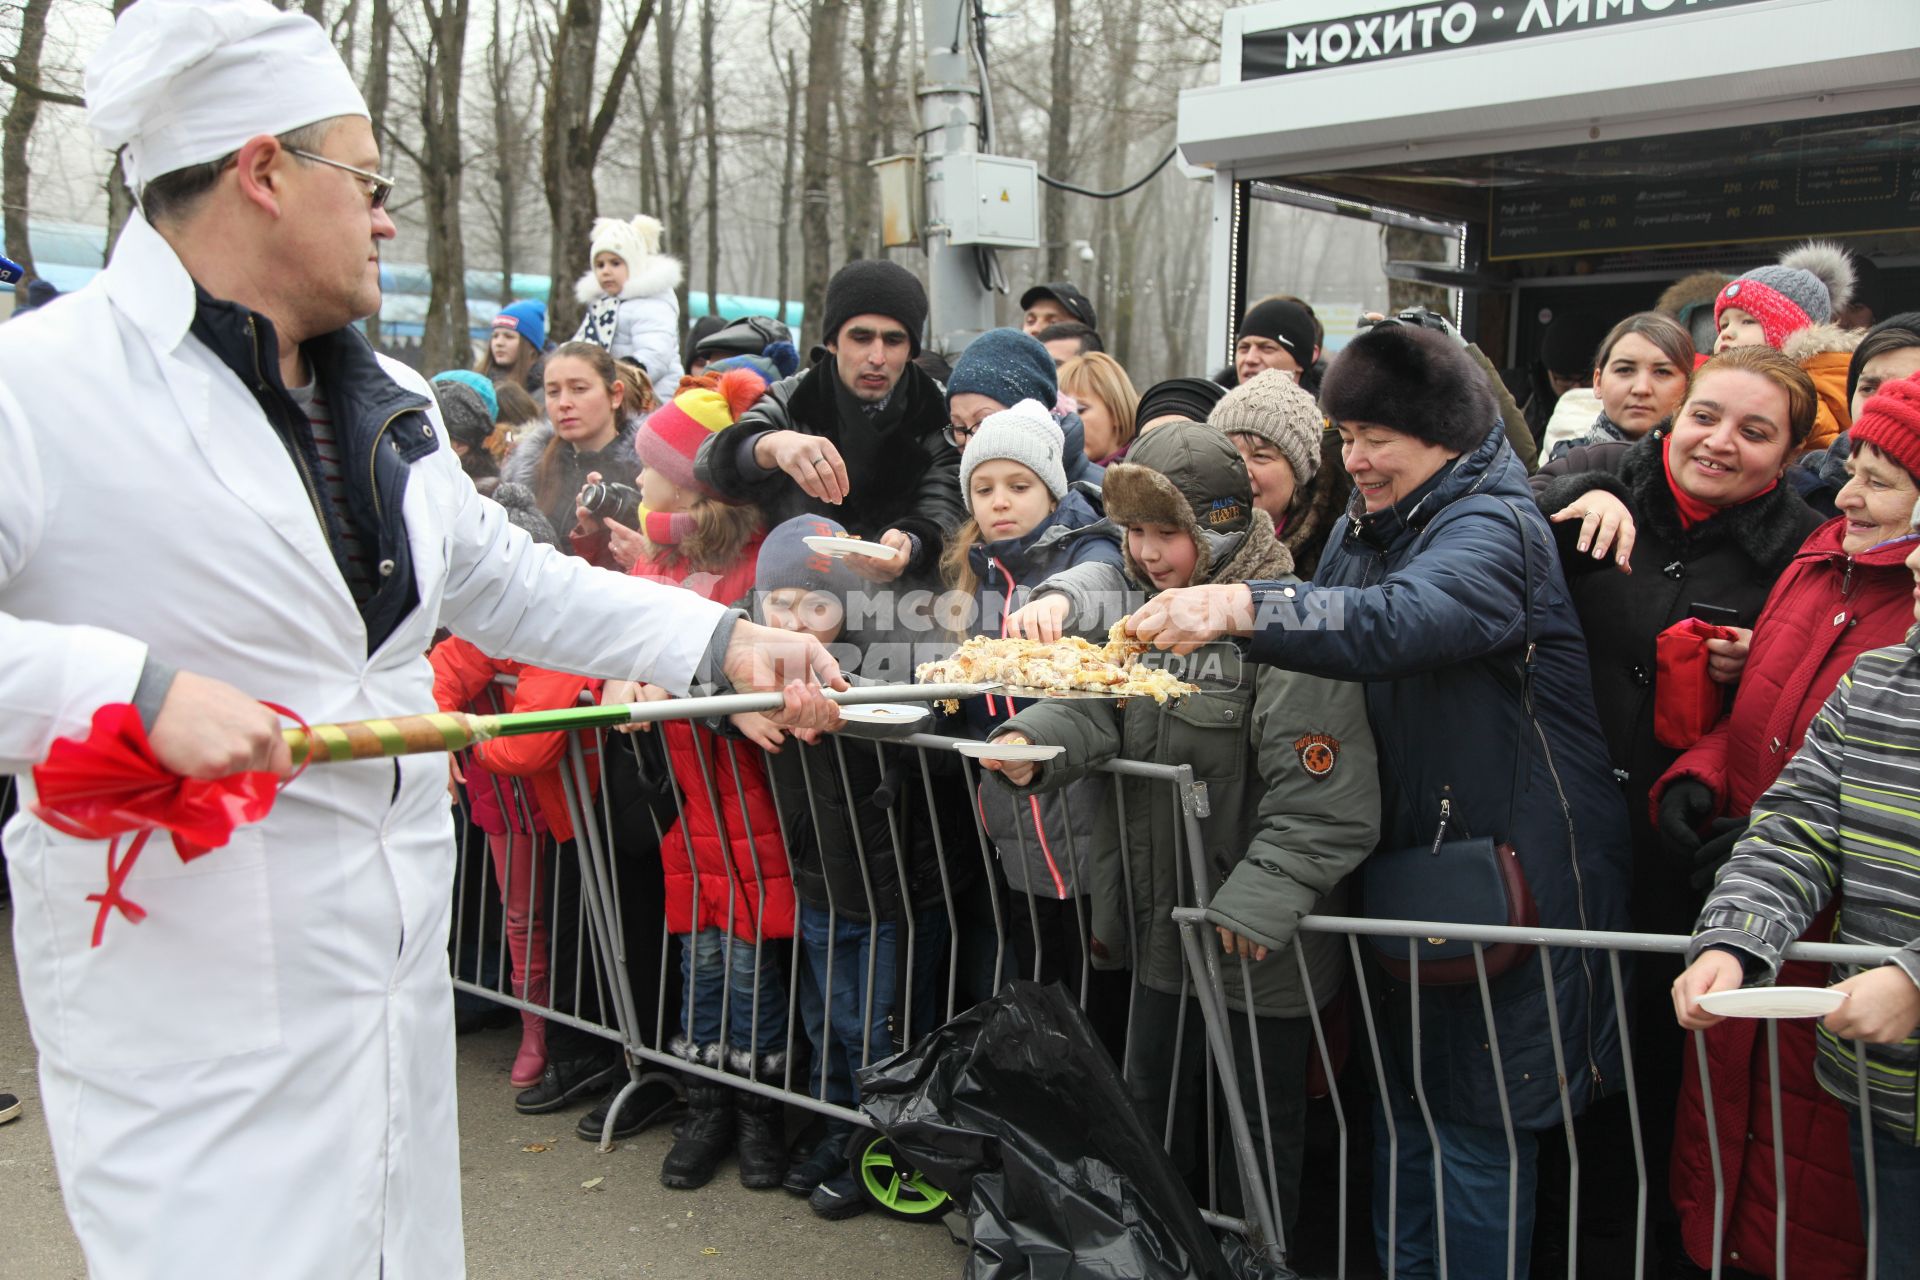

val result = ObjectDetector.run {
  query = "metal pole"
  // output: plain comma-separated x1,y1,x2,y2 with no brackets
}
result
920,0,995,353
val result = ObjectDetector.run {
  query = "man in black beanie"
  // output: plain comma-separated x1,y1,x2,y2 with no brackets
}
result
1236,297,1320,386
695,259,961,586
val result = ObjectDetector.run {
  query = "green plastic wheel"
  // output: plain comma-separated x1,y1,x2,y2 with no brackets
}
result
846,1129,952,1220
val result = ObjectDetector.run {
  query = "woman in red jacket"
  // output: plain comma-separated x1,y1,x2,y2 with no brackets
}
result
430,644,597,1090
587,367,797,1195
1652,373,1920,1278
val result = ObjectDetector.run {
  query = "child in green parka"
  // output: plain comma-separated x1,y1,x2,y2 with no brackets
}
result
981,421,1381,1234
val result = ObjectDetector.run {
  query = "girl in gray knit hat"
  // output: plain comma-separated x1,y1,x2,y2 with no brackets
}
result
935,400,1131,1050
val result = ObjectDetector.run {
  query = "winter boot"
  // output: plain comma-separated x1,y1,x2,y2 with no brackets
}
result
659,1040,733,1190
728,1048,789,1190
497,831,550,1087
510,1011,548,1089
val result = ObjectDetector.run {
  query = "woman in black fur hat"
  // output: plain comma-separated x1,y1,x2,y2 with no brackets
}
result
1127,319,1633,1279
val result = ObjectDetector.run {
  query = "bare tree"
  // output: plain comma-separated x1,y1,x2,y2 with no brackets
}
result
773,44,798,324
840,0,886,263
698,0,719,313
541,0,654,340
386,0,472,373
2,0,77,285
476,0,539,303
1042,0,1071,279
361,0,394,344
654,0,690,318
798,0,844,345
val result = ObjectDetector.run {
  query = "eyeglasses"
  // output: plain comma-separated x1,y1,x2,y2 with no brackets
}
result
288,148,396,210
943,422,978,449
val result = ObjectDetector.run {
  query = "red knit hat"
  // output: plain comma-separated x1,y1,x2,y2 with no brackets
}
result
1850,373,1920,481
633,367,767,498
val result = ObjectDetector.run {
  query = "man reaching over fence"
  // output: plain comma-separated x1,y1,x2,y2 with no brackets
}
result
0,3,841,1276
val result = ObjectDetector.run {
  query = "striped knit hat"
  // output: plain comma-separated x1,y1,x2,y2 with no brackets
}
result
634,366,767,498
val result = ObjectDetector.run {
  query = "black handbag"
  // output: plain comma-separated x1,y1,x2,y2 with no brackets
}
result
1360,497,1544,985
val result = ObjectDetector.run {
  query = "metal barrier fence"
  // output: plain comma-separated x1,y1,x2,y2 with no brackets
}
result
445,686,1264,1221
445,689,1898,1277
1170,907,1899,1280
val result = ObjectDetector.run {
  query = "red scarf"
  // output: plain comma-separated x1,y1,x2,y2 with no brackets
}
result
641,507,698,545
1662,436,1775,530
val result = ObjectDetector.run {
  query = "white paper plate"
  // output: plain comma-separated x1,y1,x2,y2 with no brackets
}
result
1697,986,1848,1019
836,703,929,725
953,740,1064,763
803,535,900,561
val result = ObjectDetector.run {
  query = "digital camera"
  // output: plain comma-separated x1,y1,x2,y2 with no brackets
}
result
576,480,643,528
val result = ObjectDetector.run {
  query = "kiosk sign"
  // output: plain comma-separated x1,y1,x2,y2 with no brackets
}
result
1243,0,1776,80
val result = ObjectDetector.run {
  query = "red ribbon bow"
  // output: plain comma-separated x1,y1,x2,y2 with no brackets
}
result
29,703,298,947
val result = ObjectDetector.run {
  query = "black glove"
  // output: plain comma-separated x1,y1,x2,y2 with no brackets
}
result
1688,816,1748,892
1657,779,1716,857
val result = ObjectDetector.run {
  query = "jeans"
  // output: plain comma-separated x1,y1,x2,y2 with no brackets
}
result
676,926,787,1057
1373,1086,1539,1279
797,901,950,1106
1849,1109,1920,1279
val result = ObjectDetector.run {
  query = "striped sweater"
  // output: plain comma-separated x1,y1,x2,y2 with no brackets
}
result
1692,629,1920,1143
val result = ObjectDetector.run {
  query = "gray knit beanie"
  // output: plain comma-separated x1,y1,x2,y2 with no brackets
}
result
1207,368,1323,488
959,399,1068,500
433,380,494,450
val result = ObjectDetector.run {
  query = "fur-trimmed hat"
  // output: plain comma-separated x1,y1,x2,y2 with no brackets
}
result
1716,241,1855,349
634,367,767,498
590,213,664,267
1208,368,1324,489
1656,271,1731,353
1319,322,1495,454
1101,421,1253,585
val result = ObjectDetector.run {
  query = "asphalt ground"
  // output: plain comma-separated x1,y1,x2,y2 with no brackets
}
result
0,901,966,1280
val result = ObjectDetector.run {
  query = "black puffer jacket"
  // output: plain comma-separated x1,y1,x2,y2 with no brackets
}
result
761,725,970,922
692,356,965,579
1531,431,1821,933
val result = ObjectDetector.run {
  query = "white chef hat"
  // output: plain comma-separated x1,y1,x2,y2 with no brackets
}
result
85,0,369,196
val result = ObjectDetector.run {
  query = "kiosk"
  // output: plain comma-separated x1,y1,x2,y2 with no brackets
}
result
1177,0,1920,375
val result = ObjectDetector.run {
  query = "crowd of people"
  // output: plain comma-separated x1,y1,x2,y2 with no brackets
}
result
411,209,1920,1277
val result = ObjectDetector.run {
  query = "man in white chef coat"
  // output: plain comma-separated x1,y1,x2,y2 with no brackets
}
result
0,2,845,1276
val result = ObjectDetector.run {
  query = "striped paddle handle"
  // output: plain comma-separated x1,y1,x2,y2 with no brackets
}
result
283,711,496,767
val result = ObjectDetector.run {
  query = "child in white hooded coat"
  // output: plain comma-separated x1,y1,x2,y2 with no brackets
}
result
572,213,685,395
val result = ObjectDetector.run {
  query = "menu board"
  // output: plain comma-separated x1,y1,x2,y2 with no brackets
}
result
1489,108,1920,259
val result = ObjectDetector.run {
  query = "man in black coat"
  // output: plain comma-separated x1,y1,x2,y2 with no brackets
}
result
694,260,965,585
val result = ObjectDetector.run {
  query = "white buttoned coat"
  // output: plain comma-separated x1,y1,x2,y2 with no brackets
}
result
0,215,727,1278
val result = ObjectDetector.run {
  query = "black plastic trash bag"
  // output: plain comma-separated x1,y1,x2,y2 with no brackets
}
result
858,980,1292,1279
